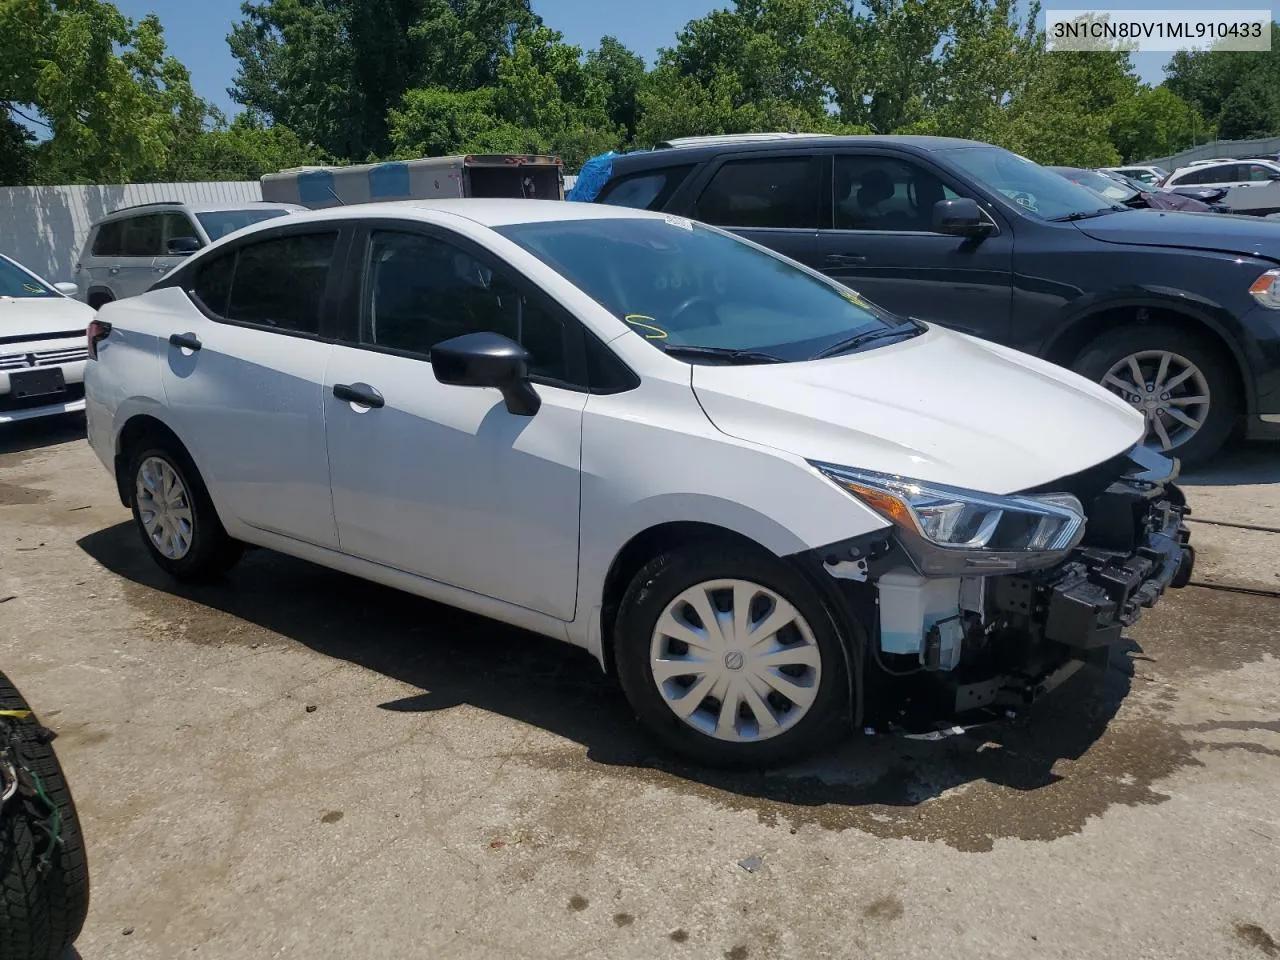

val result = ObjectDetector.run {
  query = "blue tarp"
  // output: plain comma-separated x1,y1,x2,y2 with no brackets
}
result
565,151,618,202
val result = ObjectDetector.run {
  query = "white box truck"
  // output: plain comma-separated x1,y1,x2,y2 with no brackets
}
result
260,154,565,209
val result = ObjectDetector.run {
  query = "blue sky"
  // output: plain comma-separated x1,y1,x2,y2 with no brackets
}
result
111,0,1259,117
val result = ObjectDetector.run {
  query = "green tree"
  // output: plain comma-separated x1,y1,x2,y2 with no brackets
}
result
163,110,328,181
1164,23,1280,140
1109,85,1212,162
228,0,542,161
0,0,212,185
585,36,646,142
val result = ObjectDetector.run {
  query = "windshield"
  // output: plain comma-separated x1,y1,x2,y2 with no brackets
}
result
0,257,56,298
1053,168,1139,204
946,145,1124,220
195,208,290,240
494,217,919,361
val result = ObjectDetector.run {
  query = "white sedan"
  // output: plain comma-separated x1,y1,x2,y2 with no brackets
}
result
83,199,1195,767
1,254,96,424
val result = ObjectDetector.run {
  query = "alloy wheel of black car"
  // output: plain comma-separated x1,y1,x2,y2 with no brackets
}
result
1074,324,1238,465
0,669,90,960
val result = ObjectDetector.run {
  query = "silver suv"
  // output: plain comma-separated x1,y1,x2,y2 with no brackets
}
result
73,200,304,307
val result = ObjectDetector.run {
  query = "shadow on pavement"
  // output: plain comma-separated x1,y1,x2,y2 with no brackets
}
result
1180,440,1280,487
77,521,1133,820
0,412,86,457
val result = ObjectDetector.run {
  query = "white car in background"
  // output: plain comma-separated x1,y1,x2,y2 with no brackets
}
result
82,200,1195,767
0,254,95,424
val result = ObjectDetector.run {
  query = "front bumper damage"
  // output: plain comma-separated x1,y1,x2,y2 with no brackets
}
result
800,443,1195,734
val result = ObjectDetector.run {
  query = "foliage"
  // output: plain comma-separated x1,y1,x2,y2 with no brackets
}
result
1,0,211,184
5,0,1279,186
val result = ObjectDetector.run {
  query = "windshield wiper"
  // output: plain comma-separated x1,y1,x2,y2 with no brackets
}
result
810,326,922,360
1049,207,1121,222
659,344,786,364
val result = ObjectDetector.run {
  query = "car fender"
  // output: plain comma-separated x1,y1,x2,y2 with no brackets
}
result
1041,287,1257,412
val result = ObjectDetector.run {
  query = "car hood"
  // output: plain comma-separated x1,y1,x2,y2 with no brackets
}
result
1073,208,1280,260
691,325,1144,495
0,296,95,339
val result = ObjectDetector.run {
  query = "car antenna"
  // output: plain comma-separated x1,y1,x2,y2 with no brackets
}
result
326,185,345,206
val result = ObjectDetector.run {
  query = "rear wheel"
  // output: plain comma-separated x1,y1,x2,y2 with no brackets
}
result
126,439,243,582
1073,324,1238,465
0,670,89,960
614,541,852,768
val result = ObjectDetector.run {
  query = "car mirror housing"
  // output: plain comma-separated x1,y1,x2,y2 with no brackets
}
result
167,237,202,255
431,331,541,416
932,198,993,237
53,281,79,296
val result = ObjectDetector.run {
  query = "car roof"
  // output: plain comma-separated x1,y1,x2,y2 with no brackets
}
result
232,198,676,232
605,134,994,174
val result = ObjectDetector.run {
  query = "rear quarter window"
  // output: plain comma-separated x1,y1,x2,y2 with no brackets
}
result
596,165,694,210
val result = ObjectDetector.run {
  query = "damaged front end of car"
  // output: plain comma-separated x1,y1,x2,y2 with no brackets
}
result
803,444,1194,733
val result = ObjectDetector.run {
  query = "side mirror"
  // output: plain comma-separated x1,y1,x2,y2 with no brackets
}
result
932,197,993,237
167,237,202,255
53,281,79,296
431,331,541,416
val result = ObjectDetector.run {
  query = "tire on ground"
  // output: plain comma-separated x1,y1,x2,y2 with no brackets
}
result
1072,323,1239,465
125,436,244,583
0,669,90,960
613,540,853,769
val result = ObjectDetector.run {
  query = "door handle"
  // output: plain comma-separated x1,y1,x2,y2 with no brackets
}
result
824,253,867,267
169,333,201,351
333,382,385,409
108,267,120,275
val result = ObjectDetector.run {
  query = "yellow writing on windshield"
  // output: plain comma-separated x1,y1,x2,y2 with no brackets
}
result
625,314,668,340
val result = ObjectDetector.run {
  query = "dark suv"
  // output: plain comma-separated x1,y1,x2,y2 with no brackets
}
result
584,135,1280,463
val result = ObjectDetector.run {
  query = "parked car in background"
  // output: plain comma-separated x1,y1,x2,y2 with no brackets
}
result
585,135,1280,462
1101,164,1169,186
83,199,1194,767
1162,159,1280,216
74,200,304,308
1050,166,1220,212
0,254,96,425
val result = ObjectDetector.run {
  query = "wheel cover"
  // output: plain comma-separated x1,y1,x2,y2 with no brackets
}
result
649,578,822,743
1099,349,1211,452
135,456,195,560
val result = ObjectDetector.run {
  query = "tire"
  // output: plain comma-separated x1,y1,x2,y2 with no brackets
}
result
0,670,90,960
1072,323,1238,466
126,438,243,583
613,541,853,769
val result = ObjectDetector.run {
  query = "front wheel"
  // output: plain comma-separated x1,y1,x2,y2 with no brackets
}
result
1072,324,1238,465
614,542,852,769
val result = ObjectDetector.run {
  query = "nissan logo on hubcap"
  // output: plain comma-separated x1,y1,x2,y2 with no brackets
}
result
723,651,745,671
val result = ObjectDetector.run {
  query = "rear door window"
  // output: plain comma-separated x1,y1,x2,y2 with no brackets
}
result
186,231,339,336
91,220,124,257
692,156,822,229
118,214,166,257
226,233,338,334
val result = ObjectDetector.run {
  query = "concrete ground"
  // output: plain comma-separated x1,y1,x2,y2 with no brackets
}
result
1,415,1278,960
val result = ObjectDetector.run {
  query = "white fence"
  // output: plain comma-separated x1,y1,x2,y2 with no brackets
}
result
1140,136,1280,171
0,181,263,288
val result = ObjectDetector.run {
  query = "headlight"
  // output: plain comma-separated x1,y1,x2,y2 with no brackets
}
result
811,461,1087,575
1249,268,1280,309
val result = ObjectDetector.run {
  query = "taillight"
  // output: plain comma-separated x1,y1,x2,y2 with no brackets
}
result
87,319,112,359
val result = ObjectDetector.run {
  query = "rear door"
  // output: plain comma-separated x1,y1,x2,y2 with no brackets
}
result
114,213,169,299
667,151,831,270
158,223,351,549
811,148,1014,340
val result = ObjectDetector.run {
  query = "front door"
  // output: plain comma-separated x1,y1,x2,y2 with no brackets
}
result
323,225,585,621
158,226,345,549
817,152,1015,342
